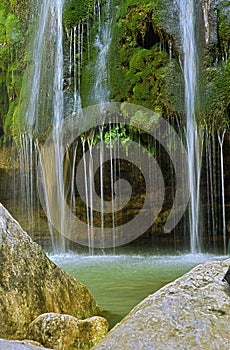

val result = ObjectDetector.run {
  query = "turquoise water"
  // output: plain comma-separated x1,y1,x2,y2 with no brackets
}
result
50,251,227,327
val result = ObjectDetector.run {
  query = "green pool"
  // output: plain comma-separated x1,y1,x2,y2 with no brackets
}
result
50,250,226,328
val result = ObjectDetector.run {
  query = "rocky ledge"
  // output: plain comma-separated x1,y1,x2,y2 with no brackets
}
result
0,203,108,349
93,257,230,349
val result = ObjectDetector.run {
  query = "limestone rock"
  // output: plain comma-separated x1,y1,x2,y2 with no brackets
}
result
93,258,230,350
0,338,51,349
0,203,101,339
28,313,109,349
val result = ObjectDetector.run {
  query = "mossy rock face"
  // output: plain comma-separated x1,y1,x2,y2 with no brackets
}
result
0,0,35,142
5,13,23,45
0,0,229,143
199,61,230,130
107,2,184,117
63,0,95,27
198,1,230,131
218,0,230,48
9,0,35,22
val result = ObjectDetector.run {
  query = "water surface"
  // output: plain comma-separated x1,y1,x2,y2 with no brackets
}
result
50,250,226,327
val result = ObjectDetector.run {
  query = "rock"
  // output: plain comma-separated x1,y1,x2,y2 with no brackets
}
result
92,258,230,350
222,265,230,285
28,313,109,350
0,338,51,349
0,203,102,339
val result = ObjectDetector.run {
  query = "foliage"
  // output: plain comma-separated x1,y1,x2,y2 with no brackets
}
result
9,0,35,22
108,2,183,118
0,0,230,145
218,0,230,47
199,59,230,131
0,0,35,142
63,0,95,27
5,13,22,46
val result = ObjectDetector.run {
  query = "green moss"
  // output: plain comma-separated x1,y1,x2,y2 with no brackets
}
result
199,59,230,130
5,13,23,46
9,0,34,22
1,0,229,144
108,1,184,118
0,0,35,142
218,0,230,47
63,0,95,27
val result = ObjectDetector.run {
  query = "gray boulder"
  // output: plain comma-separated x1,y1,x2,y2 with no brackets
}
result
0,203,102,339
0,339,51,349
28,313,109,349
93,258,230,349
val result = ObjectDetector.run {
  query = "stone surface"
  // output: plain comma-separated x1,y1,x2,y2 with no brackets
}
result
28,313,109,350
93,258,230,350
0,339,51,349
0,203,102,339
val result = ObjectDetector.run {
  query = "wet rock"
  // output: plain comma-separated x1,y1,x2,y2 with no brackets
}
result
93,258,230,350
222,265,230,285
28,313,109,350
0,339,51,349
0,203,102,339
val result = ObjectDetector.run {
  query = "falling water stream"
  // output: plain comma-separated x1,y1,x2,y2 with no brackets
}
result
21,0,65,250
218,130,227,253
179,0,203,253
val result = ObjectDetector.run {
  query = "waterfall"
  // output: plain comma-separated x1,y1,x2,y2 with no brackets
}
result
81,0,113,250
179,0,202,253
20,0,65,250
204,130,218,247
72,23,83,113
217,130,226,254
7,0,226,254
91,0,112,105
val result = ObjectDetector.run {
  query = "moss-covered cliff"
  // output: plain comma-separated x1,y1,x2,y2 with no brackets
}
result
0,0,229,143
0,0,37,144
62,0,229,130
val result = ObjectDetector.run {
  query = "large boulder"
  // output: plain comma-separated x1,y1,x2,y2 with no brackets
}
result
93,258,230,349
28,313,109,349
0,339,51,349
0,203,102,339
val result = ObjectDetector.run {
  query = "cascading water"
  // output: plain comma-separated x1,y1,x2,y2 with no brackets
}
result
92,0,112,105
8,0,227,254
19,0,52,237
82,0,113,251
179,0,203,253
217,129,227,253
21,0,65,250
